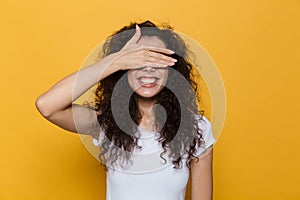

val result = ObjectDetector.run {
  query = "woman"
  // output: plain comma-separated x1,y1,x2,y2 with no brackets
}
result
36,20,216,200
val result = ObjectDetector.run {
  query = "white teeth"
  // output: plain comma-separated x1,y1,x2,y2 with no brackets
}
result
140,77,156,84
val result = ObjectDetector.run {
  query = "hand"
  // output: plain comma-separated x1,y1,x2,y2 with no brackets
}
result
109,25,177,71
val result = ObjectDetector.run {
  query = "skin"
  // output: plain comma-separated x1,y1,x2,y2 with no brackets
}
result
35,25,213,200
127,36,169,129
191,147,214,200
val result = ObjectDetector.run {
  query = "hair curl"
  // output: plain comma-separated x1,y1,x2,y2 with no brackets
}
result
93,20,207,171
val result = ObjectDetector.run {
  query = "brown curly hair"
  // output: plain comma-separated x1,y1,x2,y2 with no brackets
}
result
93,20,207,171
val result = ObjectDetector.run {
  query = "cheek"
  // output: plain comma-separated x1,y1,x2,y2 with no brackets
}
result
127,71,136,88
160,70,169,86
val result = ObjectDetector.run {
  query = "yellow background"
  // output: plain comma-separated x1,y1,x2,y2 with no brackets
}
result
1,0,299,199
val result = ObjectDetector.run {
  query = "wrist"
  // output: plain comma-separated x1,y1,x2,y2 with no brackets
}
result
94,53,123,81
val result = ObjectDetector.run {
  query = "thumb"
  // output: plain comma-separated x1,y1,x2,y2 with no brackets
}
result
125,24,141,46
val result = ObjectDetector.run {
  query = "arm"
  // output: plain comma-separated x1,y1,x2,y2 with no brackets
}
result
35,57,119,134
35,25,176,135
190,147,214,200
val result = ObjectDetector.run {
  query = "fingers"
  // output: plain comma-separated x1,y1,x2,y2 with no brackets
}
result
133,47,176,67
134,58,174,69
143,46,175,55
132,63,169,69
115,33,179,70
144,50,177,66
121,47,177,69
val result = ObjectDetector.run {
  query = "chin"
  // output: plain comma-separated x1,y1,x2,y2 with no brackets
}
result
134,87,164,99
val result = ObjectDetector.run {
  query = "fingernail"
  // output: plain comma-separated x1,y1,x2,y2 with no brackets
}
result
172,59,177,62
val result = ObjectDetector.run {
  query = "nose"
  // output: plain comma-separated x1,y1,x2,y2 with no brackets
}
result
142,66,156,72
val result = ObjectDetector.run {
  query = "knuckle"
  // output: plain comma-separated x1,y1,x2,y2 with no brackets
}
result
142,49,148,57
139,57,146,63
141,56,147,61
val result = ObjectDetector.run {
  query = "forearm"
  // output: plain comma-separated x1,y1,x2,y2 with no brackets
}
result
36,53,120,117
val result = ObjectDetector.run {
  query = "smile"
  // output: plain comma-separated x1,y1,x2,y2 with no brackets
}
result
137,77,159,88
139,77,158,84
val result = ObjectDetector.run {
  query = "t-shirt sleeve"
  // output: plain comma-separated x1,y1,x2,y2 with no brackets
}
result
194,115,217,157
92,129,105,147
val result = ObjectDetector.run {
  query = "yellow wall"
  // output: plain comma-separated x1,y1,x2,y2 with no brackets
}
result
0,0,299,199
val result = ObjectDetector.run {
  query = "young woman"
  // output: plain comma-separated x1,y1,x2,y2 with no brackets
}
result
36,20,216,200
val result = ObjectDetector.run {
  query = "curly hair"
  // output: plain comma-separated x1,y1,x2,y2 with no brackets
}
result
93,20,207,171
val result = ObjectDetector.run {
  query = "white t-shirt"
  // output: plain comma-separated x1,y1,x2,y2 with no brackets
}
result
92,115,216,200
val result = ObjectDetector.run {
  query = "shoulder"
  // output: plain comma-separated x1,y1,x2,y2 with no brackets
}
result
92,127,105,147
193,114,216,156
194,114,212,133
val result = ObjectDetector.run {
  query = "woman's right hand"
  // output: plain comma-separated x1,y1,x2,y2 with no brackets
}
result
35,25,177,136
107,25,177,71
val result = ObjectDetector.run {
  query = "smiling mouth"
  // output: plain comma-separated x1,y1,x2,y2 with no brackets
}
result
138,77,159,87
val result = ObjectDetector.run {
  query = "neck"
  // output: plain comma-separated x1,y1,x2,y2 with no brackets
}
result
137,96,157,130
138,96,156,117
